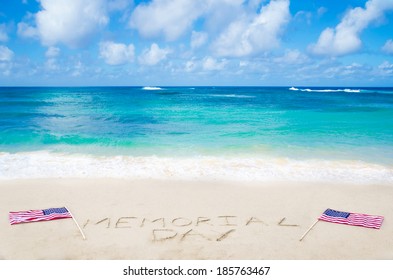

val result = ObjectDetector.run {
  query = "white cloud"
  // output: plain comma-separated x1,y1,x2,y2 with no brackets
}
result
294,11,312,25
44,47,61,71
203,0,244,33
191,31,208,49
130,0,290,51
45,46,60,58
183,55,228,72
0,45,14,62
378,61,393,76
274,49,309,64
0,24,8,42
310,0,393,56
213,0,290,57
184,59,197,72
99,41,135,65
0,44,13,76
17,21,38,39
202,56,227,71
19,0,109,48
382,39,393,55
340,63,366,76
317,7,327,17
130,0,206,41
45,58,59,71
0,63,12,76
139,43,171,66
72,61,84,77
108,0,132,12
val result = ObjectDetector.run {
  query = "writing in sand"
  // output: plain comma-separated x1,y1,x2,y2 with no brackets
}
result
83,215,299,242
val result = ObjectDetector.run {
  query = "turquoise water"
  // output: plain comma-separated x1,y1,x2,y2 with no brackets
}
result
1,86,393,182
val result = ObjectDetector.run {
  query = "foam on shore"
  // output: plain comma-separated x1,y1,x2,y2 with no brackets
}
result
0,151,391,184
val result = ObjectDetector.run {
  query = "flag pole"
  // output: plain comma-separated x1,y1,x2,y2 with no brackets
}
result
299,220,319,242
66,207,86,240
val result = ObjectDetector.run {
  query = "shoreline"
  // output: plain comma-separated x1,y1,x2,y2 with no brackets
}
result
1,178,392,260
1,151,392,184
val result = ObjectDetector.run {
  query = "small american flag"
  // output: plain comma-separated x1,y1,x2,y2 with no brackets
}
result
9,207,72,225
319,208,384,229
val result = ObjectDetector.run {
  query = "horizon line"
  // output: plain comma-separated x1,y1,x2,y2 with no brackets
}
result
1,85,392,88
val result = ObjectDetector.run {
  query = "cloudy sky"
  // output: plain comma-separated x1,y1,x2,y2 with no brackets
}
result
1,0,393,86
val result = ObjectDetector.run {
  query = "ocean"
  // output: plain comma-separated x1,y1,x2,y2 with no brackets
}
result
1,86,392,183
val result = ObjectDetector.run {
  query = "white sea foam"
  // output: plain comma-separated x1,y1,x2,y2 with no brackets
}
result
289,87,361,93
142,86,164,90
0,151,392,184
207,94,255,98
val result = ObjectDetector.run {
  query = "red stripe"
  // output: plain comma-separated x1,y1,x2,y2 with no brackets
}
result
319,211,383,229
9,209,71,225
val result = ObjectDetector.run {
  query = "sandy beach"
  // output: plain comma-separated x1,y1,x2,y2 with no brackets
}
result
1,178,391,260
3,0,393,273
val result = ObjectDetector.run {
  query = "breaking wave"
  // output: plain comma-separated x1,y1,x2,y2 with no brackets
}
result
207,94,255,98
1,151,392,184
142,86,164,90
289,87,361,93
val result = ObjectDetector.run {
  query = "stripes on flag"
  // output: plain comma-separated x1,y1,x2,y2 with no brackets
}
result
319,208,384,229
9,207,72,225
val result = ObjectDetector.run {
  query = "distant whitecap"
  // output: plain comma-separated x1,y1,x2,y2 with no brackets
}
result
294,88,361,93
207,94,255,98
142,86,164,90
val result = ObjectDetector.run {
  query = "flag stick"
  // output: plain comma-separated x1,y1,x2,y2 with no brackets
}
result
299,220,319,242
66,207,86,240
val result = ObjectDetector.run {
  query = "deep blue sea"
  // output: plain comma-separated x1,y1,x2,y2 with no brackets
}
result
1,86,392,183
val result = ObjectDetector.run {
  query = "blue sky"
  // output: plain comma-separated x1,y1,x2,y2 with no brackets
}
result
1,0,393,86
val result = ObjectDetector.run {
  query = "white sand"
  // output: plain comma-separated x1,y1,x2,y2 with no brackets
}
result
0,179,392,259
